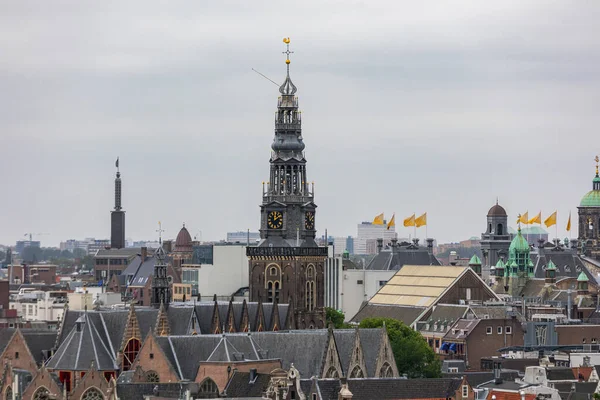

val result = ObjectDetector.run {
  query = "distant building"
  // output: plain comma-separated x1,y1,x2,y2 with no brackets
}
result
15,240,40,255
355,222,397,255
87,239,110,255
332,236,354,255
110,158,126,249
5,264,57,285
579,158,600,260
227,231,260,244
508,226,548,245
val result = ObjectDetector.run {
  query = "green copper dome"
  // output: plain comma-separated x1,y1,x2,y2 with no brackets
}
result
580,188,600,207
469,255,482,265
577,271,589,282
509,229,530,253
495,259,505,269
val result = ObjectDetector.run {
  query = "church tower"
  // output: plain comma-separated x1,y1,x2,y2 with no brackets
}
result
110,158,126,249
151,223,171,308
578,156,600,260
247,38,328,329
480,201,511,277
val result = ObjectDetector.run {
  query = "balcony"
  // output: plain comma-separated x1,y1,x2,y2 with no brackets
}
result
247,247,328,258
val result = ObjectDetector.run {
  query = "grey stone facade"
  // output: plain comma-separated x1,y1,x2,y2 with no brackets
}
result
248,50,326,329
480,203,511,276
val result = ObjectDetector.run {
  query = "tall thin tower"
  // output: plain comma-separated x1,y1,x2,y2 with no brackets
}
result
111,157,126,249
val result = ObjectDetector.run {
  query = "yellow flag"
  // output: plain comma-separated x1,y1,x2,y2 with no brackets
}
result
518,211,529,225
566,212,571,232
528,212,541,225
372,213,384,225
544,211,557,228
415,212,427,227
403,214,415,227
387,214,395,230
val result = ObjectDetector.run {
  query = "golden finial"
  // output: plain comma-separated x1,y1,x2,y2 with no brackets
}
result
595,155,599,176
282,37,293,65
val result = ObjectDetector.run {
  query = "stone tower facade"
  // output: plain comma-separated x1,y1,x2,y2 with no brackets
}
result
480,202,511,277
578,158,600,260
111,158,126,249
247,39,327,329
151,246,171,308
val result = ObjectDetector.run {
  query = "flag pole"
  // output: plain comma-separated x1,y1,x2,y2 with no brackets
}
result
414,212,416,242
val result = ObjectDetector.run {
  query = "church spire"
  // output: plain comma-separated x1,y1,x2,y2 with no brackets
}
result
279,37,297,96
114,157,122,211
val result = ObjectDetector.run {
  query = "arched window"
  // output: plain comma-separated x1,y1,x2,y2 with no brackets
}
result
146,370,160,383
122,338,141,371
273,281,280,303
379,362,393,378
307,265,314,279
488,223,492,233
33,387,49,400
325,366,339,378
267,281,273,302
81,387,104,400
5,387,12,400
349,366,364,378
496,224,503,235
270,267,277,276
306,281,314,311
199,378,219,395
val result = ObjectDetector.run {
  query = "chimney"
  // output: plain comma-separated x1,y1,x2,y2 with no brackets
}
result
141,247,148,262
538,238,545,248
412,238,420,247
426,238,434,254
376,238,383,254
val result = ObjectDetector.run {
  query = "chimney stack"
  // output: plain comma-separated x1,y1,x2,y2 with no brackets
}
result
141,247,148,262
376,238,383,254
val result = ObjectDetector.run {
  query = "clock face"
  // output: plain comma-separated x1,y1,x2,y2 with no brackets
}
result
267,211,283,229
305,211,315,230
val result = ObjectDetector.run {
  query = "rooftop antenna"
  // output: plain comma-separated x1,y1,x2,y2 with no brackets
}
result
251,68,280,86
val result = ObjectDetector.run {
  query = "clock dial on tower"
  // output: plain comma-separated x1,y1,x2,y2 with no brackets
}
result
305,211,315,230
267,211,283,229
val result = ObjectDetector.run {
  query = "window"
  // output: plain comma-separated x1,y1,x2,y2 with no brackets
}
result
583,338,586,344
350,366,364,378
379,280,388,287
5,387,13,400
497,326,503,334
14,352,19,359
33,387,49,400
199,378,219,394
449,367,459,373
313,394,317,400
146,371,159,383
486,327,492,335
122,338,141,371
270,267,277,276
81,387,104,400
466,288,471,300
149,353,154,359
462,385,469,398
356,280,363,285
505,326,512,334
59,371,72,392
379,363,394,378
592,338,597,344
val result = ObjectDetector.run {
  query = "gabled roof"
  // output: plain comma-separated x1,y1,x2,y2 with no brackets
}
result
365,245,441,271
224,370,271,398
47,313,118,371
351,304,426,325
369,265,497,308
332,329,384,376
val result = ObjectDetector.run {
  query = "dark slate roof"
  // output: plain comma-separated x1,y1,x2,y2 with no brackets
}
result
166,336,223,380
468,305,524,321
443,370,520,388
167,306,193,335
533,250,594,281
554,382,597,395
224,371,271,398
116,383,199,400
95,248,143,258
365,244,440,271
419,304,469,326
309,378,463,400
546,367,576,381
0,329,16,357
47,313,117,371
251,330,330,377
443,319,481,340
122,255,158,287
350,303,425,326
331,329,386,376
22,330,58,365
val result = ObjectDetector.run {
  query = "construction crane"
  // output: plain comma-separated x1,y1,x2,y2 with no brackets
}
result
24,233,49,241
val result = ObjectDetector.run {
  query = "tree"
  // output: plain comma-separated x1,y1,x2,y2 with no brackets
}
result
325,308,352,329
360,317,441,378
21,246,42,263
73,248,87,259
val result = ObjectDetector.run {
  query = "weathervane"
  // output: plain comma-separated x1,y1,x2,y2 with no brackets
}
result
279,37,297,95
283,37,293,67
156,221,165,244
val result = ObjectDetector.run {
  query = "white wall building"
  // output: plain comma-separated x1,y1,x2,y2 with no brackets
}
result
324,256,396,320
227,231,260,244
355,222,397,255
184,244,249,299
9,289,67,323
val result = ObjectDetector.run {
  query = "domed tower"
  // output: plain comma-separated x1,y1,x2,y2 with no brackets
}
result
172,224,193,274
480,201,511,276
247,38,327,329
578,156,600,259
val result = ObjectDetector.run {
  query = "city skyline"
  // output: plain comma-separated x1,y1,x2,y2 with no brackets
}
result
1,1,599,247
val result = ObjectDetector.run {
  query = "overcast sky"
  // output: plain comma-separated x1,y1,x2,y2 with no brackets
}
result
1,1,599,247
